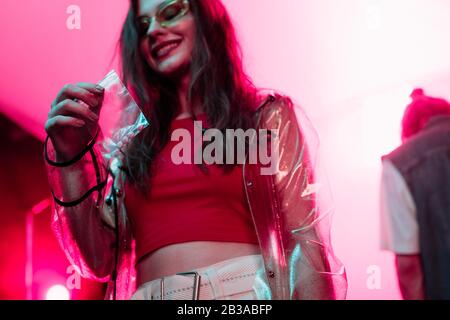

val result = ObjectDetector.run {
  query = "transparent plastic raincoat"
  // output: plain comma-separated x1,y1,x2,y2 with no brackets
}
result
45,71,347,299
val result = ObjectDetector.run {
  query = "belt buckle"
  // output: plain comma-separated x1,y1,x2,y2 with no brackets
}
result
159,277,165,300
175,271,202,300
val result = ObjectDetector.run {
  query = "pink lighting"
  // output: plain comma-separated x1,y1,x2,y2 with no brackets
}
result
361,86,413,166
1,0,450,300
45,285,70,301
31,198,51,216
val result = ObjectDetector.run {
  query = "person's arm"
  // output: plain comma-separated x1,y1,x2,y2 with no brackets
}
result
45,136,116,281
380,160,425,299
45,83,116,281
258,95,347,299
396,255,425,300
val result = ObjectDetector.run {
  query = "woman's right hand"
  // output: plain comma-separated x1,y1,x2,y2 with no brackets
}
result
45,83,105,161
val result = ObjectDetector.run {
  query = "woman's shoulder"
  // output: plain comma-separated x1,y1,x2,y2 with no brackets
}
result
252,88,318,141
253,88,298,124
253,88,319,162
254,88,300,112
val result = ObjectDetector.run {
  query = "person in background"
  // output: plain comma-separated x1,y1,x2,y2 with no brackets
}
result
380,88,450,300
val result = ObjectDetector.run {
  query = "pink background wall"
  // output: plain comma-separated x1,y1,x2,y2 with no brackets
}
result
1,0,450,299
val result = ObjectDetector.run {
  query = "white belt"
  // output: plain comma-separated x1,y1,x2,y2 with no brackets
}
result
132,254,263,300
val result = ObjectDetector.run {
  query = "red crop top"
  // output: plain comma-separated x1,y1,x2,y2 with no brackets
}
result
124,114,259,262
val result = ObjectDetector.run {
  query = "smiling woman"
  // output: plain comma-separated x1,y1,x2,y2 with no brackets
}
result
137,0,195,76
44,0,347,300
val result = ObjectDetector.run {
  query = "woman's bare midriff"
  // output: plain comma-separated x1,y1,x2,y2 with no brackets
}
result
136,241,261,287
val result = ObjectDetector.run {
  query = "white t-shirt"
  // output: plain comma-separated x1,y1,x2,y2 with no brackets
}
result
380,159,420,255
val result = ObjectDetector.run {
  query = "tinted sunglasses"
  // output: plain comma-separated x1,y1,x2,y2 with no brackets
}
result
136,0,190,37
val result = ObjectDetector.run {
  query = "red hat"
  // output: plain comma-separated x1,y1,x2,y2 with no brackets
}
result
401,88,450,140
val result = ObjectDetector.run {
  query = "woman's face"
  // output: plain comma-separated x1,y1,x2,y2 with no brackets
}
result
137,0,196,77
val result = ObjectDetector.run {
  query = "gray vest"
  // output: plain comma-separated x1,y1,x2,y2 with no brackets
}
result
384,116,450,299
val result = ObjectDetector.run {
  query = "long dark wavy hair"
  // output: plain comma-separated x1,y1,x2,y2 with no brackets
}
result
120,0,258,194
